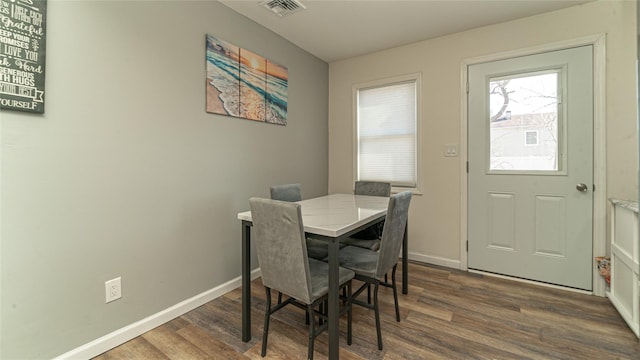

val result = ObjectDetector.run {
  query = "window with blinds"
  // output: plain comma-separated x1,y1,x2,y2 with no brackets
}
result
355,75,419,188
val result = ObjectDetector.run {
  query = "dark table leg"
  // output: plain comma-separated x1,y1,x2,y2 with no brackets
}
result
327,237,340,359
402,221,408,294
241,220,252,342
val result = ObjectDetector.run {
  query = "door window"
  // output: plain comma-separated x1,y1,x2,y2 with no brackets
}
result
488,70,563,173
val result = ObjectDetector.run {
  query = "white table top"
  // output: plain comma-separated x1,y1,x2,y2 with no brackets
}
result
237,193,389,237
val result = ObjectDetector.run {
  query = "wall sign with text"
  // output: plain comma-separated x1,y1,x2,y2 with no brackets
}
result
0,0,46,113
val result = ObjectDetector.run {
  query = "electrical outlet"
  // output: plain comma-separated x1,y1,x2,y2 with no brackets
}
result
105,277,122,303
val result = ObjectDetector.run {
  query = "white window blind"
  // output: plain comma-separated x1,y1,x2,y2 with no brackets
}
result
357,80,417,188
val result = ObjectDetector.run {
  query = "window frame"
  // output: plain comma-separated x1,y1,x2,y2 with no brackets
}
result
352,73,422,194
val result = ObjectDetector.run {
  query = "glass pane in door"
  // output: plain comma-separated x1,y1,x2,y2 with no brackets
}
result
489,71,560,172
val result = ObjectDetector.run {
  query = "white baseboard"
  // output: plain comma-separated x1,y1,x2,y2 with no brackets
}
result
54,268,262,360
406,251,460,269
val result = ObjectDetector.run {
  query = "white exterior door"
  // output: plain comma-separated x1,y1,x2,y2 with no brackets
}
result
468,46,594,290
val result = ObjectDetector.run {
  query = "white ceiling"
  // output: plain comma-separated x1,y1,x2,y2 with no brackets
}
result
219,0,592,63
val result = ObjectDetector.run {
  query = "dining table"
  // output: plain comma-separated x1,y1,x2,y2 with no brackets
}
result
237,193,409,359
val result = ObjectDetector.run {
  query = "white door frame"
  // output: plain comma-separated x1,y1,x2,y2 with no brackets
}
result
460,34,607,296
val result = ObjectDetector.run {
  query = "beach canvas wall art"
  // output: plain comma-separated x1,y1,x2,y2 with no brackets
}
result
206,34,288,125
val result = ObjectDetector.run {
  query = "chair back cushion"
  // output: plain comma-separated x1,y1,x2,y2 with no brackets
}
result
354,181,391,197
376,191,412,278
250,197,313,303
270,183,302,202
352,181,391,239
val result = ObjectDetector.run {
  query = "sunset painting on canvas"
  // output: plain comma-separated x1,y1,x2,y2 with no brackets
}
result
206,34,288,125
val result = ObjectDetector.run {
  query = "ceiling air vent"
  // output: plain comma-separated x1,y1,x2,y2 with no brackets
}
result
260,0,306,17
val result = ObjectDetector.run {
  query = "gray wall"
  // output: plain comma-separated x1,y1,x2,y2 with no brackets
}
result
0,1,329,358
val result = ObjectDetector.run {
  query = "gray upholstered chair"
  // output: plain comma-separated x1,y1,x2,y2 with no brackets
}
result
250,198,354,359
355,180,392,197
338,191,412,350
270,184,329,261
269,183,302,202
340,181,392,251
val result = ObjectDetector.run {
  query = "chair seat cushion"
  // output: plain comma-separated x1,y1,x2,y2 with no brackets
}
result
338,246,378,279
340,237,381,251
308,258,355,303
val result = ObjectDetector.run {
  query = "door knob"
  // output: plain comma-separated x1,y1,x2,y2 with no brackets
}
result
576,183,588,192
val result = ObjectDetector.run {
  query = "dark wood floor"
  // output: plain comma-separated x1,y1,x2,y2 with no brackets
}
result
94,261,640,359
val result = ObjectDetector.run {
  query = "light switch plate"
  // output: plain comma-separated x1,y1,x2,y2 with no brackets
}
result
445,144,458,157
